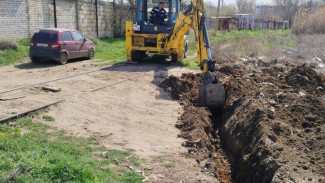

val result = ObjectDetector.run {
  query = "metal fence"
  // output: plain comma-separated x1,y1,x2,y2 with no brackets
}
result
207,16,290,31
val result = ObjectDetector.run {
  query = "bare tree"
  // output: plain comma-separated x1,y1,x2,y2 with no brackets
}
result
220,5,238,15
236,0,256,13
273,0,302,20
112,0,136,37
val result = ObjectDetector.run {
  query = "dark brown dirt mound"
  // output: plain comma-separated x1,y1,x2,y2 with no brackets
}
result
160,73,201,106
285,64,325,95
219,64,325,182
162,63,325,183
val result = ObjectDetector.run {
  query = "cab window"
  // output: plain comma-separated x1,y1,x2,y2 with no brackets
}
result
170,0,178,24
146,0,169,25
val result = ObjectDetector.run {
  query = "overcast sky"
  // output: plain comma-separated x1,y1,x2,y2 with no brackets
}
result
206,0,273,6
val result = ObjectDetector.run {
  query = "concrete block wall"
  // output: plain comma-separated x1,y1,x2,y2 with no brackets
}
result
56,0,77,30
0,0,114,39
97,1,114,37
0,0,29,39
77,0,97,37
28,0,54,36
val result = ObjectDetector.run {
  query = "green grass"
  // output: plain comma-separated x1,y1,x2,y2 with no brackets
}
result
0,38,30,66
210,29,291,44
0,30,296,71
42,115,55,122
183,29,297,69
162,162,176,168
88,36,126,66
151,154,169,163
102,149,130,165
6,112,17,115
187,29,292,52
181,57,200,70
0,118,143,182
0,37,126,67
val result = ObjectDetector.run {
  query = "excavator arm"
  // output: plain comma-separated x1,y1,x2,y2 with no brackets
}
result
165,0,225,107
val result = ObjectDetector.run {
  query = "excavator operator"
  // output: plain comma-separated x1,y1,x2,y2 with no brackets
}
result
149,2,167,25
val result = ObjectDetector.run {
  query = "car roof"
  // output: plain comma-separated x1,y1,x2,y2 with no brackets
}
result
38,28,78,32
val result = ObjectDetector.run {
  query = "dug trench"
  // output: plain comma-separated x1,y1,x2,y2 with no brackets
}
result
161,60,325,182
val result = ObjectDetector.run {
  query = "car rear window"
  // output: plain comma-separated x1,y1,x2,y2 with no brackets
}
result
32,30,58,43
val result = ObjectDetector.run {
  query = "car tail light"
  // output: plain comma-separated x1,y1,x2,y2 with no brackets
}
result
140,6,143,12
52,42,60,49
171,8,174,14
30,40,34,46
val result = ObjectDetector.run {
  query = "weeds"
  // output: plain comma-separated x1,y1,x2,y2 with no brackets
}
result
42,115,55,122
152,155,169,163
0,40,18,51
0,38,30,66
162,162,176,168
292,6,325,34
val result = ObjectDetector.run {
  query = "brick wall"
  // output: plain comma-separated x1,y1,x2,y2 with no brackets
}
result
97,1,114,37
77,0,114,38
28,0,54,35
56,0,77,30
0,0,29,39
0,0,114,39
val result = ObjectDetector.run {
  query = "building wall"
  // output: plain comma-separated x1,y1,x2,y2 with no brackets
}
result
255,5,283,20
0,0,113,39
28,0,54,35
56,0,77,30
77,0,113,38
97,1,113,37
0,0,29,39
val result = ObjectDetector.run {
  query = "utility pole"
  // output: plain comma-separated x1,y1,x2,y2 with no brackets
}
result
95,0,99,38
216,0,221,31
53,0,57,28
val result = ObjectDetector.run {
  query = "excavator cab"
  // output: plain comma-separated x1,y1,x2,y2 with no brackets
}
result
133,0,181,34
126,0,187,62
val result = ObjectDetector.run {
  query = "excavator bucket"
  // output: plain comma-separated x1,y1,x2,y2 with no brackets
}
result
199,82,225,107
198,72,225,108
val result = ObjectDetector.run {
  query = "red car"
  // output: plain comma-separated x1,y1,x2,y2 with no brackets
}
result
29,28,95,64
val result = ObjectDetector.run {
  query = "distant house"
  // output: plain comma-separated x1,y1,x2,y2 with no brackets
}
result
232,14,255,30
255,5,283,20
208,14,255,31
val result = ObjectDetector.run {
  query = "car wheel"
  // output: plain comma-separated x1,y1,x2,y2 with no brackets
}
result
58,53,68,65
88,49,95,59
31,57,40,63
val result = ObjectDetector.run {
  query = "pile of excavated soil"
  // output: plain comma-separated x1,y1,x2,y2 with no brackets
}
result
161,62,325,183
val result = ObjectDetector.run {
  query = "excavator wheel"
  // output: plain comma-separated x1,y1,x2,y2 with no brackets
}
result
171,54,178,63
132,51,147,62
199,72,225,108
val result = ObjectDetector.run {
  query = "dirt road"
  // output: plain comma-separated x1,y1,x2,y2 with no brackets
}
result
0,60,218,182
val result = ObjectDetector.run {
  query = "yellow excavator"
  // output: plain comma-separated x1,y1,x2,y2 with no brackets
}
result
125,0,225,107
